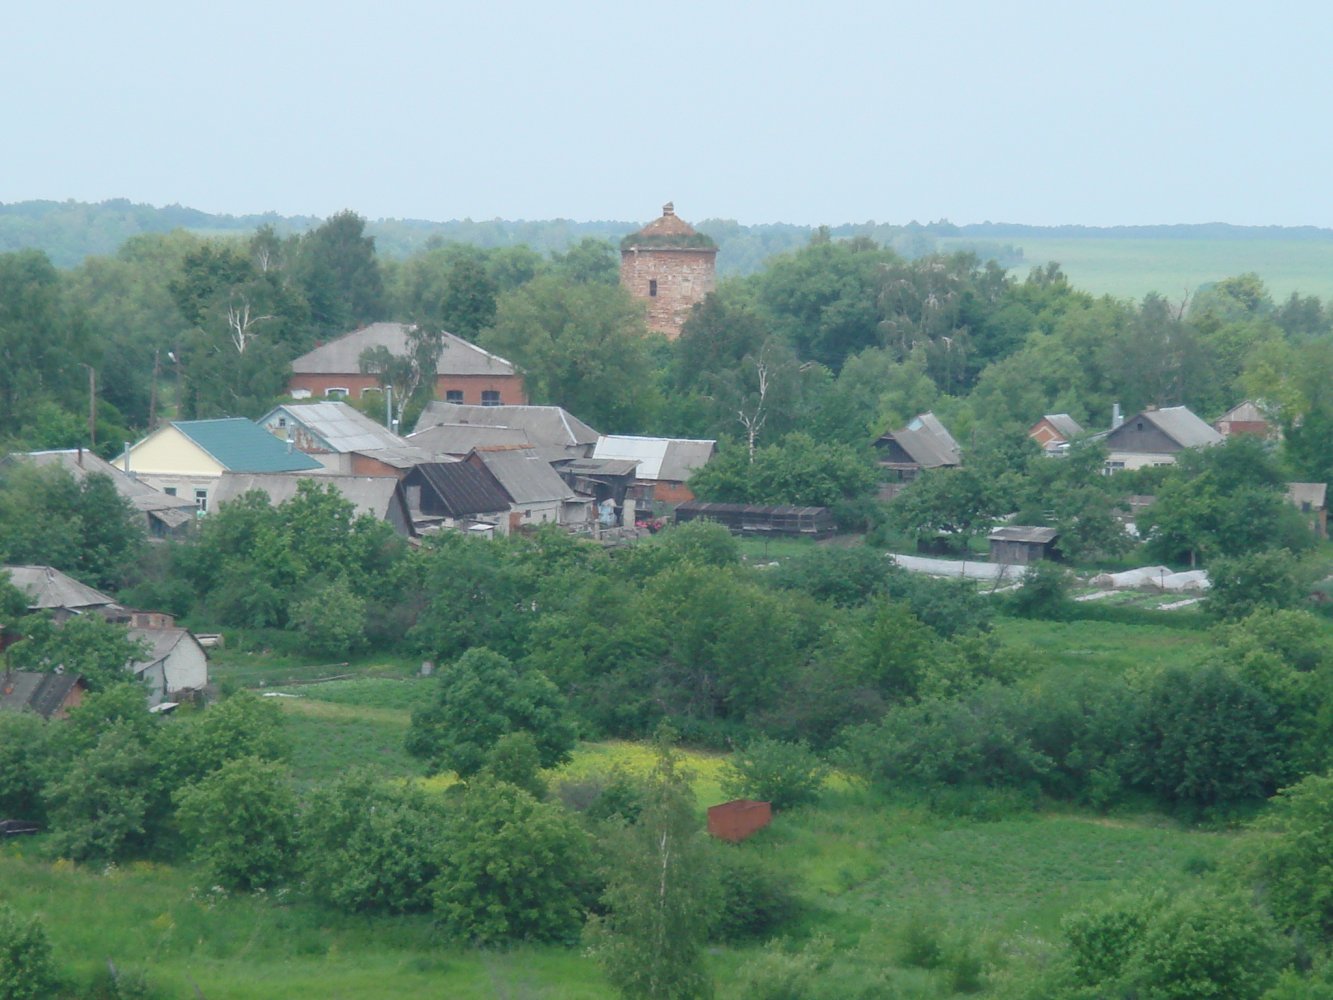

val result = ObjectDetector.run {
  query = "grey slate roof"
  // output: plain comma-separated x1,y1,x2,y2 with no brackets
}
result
908,413,962,460
0,671,84,719
9,450,198,525
1042,414,1085,439
262,401,419,455
173,419,323,473
407,423,533,457
407,462,513,517
1142,406,1224,448
470,448,579,504
127,627,199,674
291,322,516,377
211,473,412,528
414,403,599,452
3,565,115,612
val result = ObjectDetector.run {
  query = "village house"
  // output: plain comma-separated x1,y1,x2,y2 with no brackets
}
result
874,412,962,482
411,402,600,462
3,565,119,622
210,473,417,538
6,449,198,539
127,626,209,707
465,447,592,530
591,435,716,506
258,401,433,478
401,460,514,535
619,203,718,339
0,671,87,720
1101,405,1222,472
1214,400,1274,439
113,418,323,515
287,323,526,407
1287,482,1328,540
1027,414,1085,454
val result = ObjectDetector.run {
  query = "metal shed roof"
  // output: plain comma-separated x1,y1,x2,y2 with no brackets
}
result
173,419,323,473
211,473,410,526
415,403,599,450
3,565,115,611
592,435,715,482
263,401,416,455
470,448,579,504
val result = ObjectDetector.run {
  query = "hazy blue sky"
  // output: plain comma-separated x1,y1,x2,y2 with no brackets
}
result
7,1,1330,227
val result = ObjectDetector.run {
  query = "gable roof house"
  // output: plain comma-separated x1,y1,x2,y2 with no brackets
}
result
113,418,323,516
287,322,526,408
466,447,592,530
1028,414,1085,454
128,627,208,707
259,401,433,477
210,473,416,538
591,435,715,506
7,449,198,538
875,412,962,482
401,461,514,534
1102,405,1223,472
988,526,1060,565
412,402,600,462
1214,400,1275,439
0,671,88,720
1287,482,1328,540
3,565,118,621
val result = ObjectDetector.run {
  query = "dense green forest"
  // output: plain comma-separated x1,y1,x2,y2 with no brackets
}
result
6,206,1333,996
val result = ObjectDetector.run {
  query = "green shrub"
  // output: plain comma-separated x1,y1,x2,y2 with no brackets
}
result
0,904,58,1000
721,737,828,810
710,848,801,942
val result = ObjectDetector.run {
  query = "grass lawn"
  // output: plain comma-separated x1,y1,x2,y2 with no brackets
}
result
937,235,1333,301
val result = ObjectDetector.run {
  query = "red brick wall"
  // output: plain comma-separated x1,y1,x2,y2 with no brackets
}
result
650,480,697,505
620,248,717,339
288,372,527,405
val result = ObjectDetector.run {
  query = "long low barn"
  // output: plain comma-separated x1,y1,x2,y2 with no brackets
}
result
673,502,834,539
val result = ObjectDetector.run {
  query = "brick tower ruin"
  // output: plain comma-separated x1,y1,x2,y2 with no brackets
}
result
619,203,718,339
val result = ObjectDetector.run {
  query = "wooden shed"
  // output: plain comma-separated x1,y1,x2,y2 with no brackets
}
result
988,526,1059,565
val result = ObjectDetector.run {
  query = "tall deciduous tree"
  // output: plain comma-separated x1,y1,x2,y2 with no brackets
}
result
588,732,717,1000
295,210,385,337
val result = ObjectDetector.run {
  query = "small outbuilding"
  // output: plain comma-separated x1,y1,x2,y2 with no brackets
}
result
0,671,88,720
1287,482,1328,539
706,799,772,843
674,502,835,539
988,526,1059,565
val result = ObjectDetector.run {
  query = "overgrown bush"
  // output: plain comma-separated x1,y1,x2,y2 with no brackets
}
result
721,737,828,810
1006,560,1071,619
0,904,58,1000
710,848,801,942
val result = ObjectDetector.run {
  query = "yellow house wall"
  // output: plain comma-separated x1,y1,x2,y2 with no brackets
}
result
115,427,225,477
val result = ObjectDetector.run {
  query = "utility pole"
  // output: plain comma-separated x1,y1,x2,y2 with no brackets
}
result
148,349,161,428
79,364,97,448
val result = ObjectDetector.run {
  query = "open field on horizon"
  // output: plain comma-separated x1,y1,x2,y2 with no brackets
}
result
939,235,1333,302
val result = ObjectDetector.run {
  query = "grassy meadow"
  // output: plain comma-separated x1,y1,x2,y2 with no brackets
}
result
0,615,1255,997
937,234,1333,302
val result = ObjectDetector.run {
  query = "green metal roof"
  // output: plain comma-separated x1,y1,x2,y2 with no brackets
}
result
173,419,323,473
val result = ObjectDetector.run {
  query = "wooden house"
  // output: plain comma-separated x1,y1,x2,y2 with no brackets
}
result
1101,406,1221,472
988,526,1059,565
875,412,961,481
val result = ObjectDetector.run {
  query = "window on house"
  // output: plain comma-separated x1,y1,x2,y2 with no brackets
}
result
194,489,209,513
325,387,349,399
163,487,177,497
360,386,382,397
446,390,464,404
648,279,658,297
277,416,287,429
482,390,501,406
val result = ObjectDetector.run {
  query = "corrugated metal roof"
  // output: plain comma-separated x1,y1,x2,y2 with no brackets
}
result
415,403,599,450
562,458,640,477
881,426,959,469
907,413,962,461
291,322,516,377
211,473,409,525
127,627,197,672
173,419,323,473
471,448,578,504
592,435,715,482
263,401,414,454
3,565,115,611
408,462,513,517
988,526,1059,544
0,672,84,718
